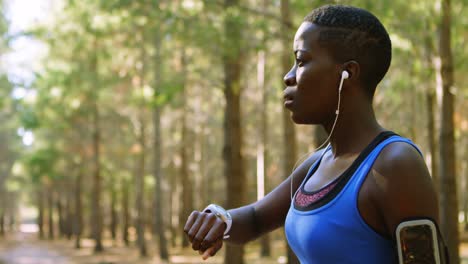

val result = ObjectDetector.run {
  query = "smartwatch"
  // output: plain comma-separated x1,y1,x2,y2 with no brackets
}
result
203,204,232,239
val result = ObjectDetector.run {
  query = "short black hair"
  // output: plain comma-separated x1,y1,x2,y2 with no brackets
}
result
304,5,392,97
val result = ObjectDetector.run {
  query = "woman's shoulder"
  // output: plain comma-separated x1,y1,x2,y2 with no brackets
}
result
369,140,439,233
373,139,427,178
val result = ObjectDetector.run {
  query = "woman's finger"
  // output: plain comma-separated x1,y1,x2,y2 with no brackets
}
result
192,213,217,250
200,219,225,251
184,211,199,236
201,239,223,260
187,213,206,244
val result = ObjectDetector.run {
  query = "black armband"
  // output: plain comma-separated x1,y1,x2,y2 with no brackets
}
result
250,206,262,236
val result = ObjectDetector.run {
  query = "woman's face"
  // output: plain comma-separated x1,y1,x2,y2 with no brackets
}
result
283,22,341,125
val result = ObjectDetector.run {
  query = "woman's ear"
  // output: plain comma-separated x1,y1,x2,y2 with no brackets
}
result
343,60,360,82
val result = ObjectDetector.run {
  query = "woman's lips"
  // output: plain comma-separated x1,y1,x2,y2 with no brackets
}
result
283,87,295,109
284,99,293,108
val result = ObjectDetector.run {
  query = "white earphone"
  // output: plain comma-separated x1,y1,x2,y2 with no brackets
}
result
290,70,350,201
341,70,350,81
336,70,349,113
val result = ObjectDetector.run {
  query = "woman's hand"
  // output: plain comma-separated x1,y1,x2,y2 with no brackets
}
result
199,239,223,260
184,210,227,259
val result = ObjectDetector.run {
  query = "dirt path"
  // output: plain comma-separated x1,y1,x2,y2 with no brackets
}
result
3,230,468,264
0,232,70,264
0,232,223,264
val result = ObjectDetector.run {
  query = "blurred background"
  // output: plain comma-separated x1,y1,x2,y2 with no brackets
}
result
0,0,466,263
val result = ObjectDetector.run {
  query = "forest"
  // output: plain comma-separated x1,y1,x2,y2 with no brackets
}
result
0,0,466,263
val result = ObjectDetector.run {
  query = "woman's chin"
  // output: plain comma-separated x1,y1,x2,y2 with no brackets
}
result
291,113,319,125
291,114,308,125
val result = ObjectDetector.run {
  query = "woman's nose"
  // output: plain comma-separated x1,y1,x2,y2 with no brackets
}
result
283,66,297,87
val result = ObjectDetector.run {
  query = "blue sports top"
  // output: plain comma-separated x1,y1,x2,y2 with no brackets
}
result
285,133,421,264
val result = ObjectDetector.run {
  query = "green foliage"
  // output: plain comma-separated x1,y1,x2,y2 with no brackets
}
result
22,147,60,183
18,106,39,129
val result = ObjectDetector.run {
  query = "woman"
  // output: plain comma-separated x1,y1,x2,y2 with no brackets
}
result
184,5,446,263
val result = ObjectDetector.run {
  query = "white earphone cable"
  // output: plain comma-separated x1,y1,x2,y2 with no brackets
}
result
290,72,347,201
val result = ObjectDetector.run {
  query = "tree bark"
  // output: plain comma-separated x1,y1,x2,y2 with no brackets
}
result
90,40,103,252
73,169,83,249
280,0,299,263
65,184,73,239
8,193,17,232
135,115,147,257
47,186,54,240
122,179,130,246
436,0,459,262
152,6,170,258
179,48,193,249
91,102,103,252
153,105,169,260
0,185,5,237
463,138,468,231
56,192,64,237
0,210,3,237
426,91,439,191
0,190,5,237
257,49,271,257
169,161,177,248
37,188,45,239
110,186,118,241
223,0,247,263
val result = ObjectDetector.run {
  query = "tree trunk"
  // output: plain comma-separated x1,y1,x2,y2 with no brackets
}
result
0,191,4,237
436,0,458,262
48,187,54,240
90,40,103,252
426,91,439,191
180,50,194,249
8,193,17,232
280,0,299,263
135,115,147,257
56,193,64,237
122,179,130,246
65,184,73,239
223,1,246,263
110,186,117,241
38,188,45,239
73,169,82,249
200,122,210,207
0,186,5,237
134,30,148,257
91,102,103,252
169,161,178,248
152,8,170,258
256,49,271,257
422,33,440,195
153,105,169,260
462,138,468,231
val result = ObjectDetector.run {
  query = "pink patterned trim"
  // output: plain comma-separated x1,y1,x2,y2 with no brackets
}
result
295,181,339,207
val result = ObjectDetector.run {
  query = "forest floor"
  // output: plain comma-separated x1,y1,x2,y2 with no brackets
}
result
0,230,286,264
2,231,468,263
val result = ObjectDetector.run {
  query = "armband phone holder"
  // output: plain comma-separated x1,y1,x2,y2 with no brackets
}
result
396,219,448,264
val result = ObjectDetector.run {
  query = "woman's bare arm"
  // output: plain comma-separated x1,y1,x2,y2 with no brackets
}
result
184,149,324,255
227,150,323,243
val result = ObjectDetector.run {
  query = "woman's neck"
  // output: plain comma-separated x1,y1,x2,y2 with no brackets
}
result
324,102,384,158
